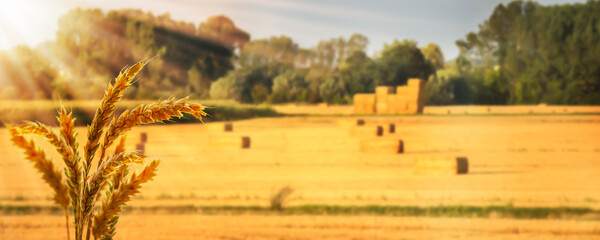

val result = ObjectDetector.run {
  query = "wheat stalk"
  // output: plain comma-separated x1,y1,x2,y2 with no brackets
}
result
8,126,71,239
8,59,206,240
97,97,206,164
8,126,70,209
80,151,146,236
13,121,81,221
97,165,129,240
92,160,159,240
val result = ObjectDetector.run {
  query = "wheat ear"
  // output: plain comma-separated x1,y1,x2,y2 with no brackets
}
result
92,160,159,240
8,126,70,209
14,122,81,209
97,97,206,164
84,60,147,174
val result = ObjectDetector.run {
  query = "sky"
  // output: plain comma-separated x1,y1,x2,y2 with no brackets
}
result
0,0,586,60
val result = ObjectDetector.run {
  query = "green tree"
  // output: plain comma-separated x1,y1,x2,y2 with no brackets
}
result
271,70,307,103
209,72,245,102
456,1,600,104
375,39,435,86
338,51,375,94
319,77,347,104
420,43,445,70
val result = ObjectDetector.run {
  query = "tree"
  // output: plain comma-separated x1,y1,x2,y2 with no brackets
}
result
197,15,250,49
420,43,445,70
338,51,375,94
374,39,435,86
456,1,600,104
209,72,245,102
319,76,347,104
271,70,307,103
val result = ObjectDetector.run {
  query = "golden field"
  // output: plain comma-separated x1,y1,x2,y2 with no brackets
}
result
2,105,600,239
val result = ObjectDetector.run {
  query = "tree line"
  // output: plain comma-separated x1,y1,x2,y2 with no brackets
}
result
1,0,599,105
433,0,600,105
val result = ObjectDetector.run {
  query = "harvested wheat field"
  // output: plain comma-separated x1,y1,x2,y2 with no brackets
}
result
2,111,600,239
2,214,600,240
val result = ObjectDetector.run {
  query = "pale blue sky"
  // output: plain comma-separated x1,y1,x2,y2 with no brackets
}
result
0,0,586,60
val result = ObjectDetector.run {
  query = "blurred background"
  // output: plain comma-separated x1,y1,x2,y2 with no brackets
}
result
2,1,600,239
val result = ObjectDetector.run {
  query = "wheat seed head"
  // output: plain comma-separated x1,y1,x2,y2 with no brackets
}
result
7,125,70,209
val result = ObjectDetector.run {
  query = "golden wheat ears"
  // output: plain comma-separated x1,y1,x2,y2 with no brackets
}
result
8,60,207,240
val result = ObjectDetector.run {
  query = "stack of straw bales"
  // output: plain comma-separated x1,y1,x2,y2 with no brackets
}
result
359,138,404,154
413,156,468,175
352,78,426,115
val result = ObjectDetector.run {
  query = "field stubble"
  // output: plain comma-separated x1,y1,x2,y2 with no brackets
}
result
2,112,600,239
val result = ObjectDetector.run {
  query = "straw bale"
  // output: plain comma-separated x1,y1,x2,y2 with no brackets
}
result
206,122,234,132
224,122,233,132
413,156,468,175
376,101,388,114
353,94,375,114
388,123,395,133
209,135,251,149
387,95,410,114
140,132,148,143
406,101,419,114
349,126,383,137
337,119,366,128
376,86,395,99
135,143,145,154
359,138,404,153
395,86,410,96
407,78,425,90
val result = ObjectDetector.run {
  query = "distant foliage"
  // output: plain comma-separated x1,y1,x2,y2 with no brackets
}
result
455,1,600,104
0,8,248,100
3,1,599,105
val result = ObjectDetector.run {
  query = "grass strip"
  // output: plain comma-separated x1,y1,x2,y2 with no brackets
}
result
1,204,597,220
